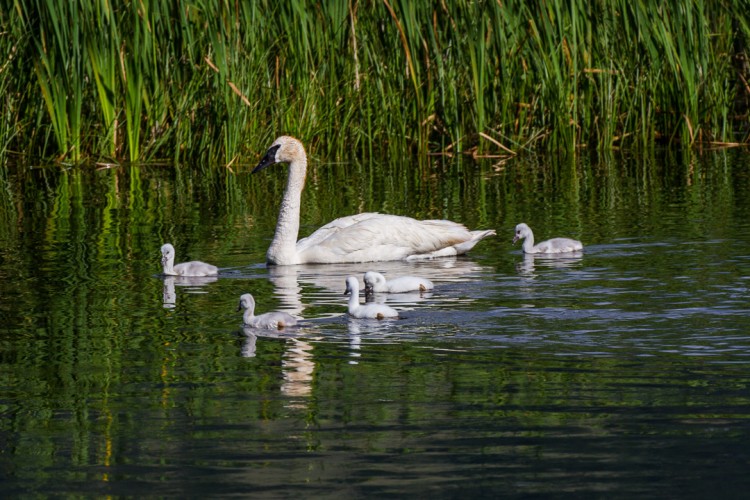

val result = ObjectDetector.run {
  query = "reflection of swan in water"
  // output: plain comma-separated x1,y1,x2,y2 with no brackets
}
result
345,318,397,364
240,328,297,357
516,252,584,276
240,328,315,405
280,338,315,402
162,275,218,308
267,257,489,316
241,331,259,358
266,265,306,316
346,321,362,364
252,258,489,403
163,277,176,308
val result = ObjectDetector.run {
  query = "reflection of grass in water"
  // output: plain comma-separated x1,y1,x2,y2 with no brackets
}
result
2,148,750,492
2,1,749,164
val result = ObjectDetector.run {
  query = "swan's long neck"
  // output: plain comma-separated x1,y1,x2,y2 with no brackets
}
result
348,283,361,311
523,231,536,253
268,157,307,265
162,255,175,275
243,306,255,324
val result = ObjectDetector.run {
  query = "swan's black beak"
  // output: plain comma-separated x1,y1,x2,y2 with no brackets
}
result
236,302,243,312
364,284,374,295
252,145,281,173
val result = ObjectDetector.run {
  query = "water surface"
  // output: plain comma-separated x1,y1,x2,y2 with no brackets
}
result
1,150,749,497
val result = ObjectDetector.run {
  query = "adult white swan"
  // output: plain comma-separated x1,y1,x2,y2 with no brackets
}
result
344,277,399,319
160,243,218,276
237,293,298,330
512,223,583,254
363,271,434,294
252,136,496,265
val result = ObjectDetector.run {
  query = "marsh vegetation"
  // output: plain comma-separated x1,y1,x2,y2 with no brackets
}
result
1,0,749,166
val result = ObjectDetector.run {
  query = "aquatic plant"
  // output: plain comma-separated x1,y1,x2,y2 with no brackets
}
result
0,0,748,165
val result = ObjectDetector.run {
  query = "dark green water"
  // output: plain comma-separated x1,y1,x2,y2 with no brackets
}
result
1,149,750,497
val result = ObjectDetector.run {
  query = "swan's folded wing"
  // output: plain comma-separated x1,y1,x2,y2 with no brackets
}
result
299,214,475,262
295,212,383,253
538,237,583,253
173,261,218,276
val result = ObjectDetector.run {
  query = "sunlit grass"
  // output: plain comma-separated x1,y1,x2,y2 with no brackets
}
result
1,0,748,165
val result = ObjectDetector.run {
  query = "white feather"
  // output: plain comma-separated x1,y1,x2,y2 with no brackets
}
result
238,293,298,330
363,271,434,293
344,277,399,319
253,136,496,265
512,223,583,254
161,243,218,276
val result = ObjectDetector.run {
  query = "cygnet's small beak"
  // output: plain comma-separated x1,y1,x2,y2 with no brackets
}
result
512,235,520,244
364,284,374,295
236,302,243,312
252,144,281,174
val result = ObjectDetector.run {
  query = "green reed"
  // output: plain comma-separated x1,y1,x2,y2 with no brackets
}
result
16,0,86,163
0,27,17,164
1,0,748,165
83,1,118,158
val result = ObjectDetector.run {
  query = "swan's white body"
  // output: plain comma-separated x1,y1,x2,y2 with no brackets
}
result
253,136,496,265
238,293,298,330
344,276,399,319
363,271,434,294
160,243,218,276
512,223,583,254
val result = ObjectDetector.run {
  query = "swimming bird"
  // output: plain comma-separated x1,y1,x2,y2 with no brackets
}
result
344,276,399,319
363,271,434,294
252,136,496,265
512,223,583,254
237,293,298,330
160,243,218,276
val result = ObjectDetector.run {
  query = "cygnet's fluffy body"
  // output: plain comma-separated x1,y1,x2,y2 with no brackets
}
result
363,271,434,294
512,223,583,254
160,243,218,276
344,277,399,319
238,293,298,330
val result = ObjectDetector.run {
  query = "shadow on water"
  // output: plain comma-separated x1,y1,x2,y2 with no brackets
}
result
1,149,750,496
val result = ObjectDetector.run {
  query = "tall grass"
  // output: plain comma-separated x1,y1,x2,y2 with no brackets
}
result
0,13,20,164
83,1,118,158
1,0,748,165
18,0,86,163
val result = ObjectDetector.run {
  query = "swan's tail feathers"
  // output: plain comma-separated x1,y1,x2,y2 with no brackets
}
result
474,229,497,239
452,229,496,255
406,228,496,260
